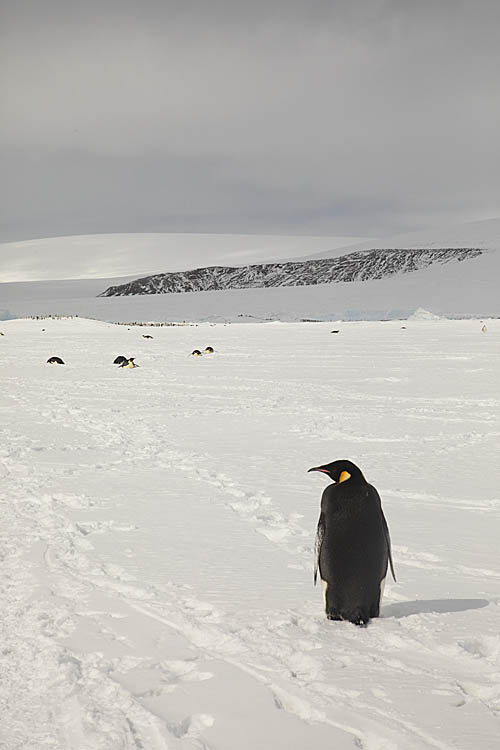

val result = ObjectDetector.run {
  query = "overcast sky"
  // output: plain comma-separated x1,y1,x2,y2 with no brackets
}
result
2,0,500,243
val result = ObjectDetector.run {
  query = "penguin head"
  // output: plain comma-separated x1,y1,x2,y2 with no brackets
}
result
308,459,364,484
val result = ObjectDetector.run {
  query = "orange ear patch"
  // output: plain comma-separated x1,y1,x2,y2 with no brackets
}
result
338,471,351,483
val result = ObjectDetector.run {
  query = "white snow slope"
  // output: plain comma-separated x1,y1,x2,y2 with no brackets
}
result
1,316,499,750
299,217,500,261
0,233,366,283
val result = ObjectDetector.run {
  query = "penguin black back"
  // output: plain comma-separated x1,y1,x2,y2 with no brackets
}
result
113,355,128,365
309,459,395,626
47,356,65,364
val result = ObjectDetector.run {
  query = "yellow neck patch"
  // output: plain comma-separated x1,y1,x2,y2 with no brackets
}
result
338,470,351,483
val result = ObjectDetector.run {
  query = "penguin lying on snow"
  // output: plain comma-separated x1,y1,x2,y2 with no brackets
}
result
191,349,202,357
204,346,215,354
142,334,154,339
309,459,395,626
113,355,128,365
47,356,65,364
119,357,139,368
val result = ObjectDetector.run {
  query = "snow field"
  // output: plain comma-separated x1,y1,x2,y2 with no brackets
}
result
1,317,499,749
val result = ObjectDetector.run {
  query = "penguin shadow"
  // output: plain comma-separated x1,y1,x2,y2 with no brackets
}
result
382,598,489,619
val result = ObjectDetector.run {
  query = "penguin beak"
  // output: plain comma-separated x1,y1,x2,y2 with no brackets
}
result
308,467,330,476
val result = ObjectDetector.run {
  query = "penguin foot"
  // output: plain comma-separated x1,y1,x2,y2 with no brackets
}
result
351,618,369,628
348,612,370,627
326,612,342,621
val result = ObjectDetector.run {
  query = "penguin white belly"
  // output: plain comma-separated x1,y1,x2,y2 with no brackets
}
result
379,575,386,610
321,579,328,609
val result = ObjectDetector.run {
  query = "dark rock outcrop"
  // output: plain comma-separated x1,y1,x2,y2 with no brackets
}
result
98,247,482,297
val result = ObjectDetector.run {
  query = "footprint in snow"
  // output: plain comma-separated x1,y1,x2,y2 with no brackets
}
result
168,713,215,739
181,596,223,622
160,659,214,684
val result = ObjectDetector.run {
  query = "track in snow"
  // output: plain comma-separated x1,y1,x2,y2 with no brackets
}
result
1,317,499,749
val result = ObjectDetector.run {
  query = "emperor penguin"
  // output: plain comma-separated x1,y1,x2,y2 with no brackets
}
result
120,357,138,368
308,459,396,626
47,356,65,364
191,349,202,357
204,346,215,354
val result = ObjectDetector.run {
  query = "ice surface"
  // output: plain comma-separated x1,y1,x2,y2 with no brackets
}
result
1,317,499,749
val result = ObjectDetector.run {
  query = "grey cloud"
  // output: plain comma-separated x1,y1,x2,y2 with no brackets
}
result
1,1,500,242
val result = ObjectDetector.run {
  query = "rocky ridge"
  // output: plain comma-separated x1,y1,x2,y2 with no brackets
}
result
98,247,482,297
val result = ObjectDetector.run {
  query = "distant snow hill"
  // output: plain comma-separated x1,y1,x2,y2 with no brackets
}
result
2,218,500,321
0,232,365,283
99,247,482,297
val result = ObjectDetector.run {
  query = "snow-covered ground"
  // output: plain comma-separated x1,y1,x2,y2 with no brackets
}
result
1,316,499,749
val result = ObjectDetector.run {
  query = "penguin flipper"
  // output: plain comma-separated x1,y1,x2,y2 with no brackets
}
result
314,514,325,585
382,511,396,582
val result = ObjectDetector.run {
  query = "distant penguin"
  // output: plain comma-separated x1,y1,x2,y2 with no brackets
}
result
120,357,138,368
482,325,487,333
142,334,154,339
308,459,396,626
330,330,340,334
0,332,4,336
113,355,128,365
191,349,202,357
47,356,64,364
401,326,407,329
204,346,214,354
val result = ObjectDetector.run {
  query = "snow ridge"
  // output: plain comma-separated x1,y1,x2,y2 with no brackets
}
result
98,247,482,297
